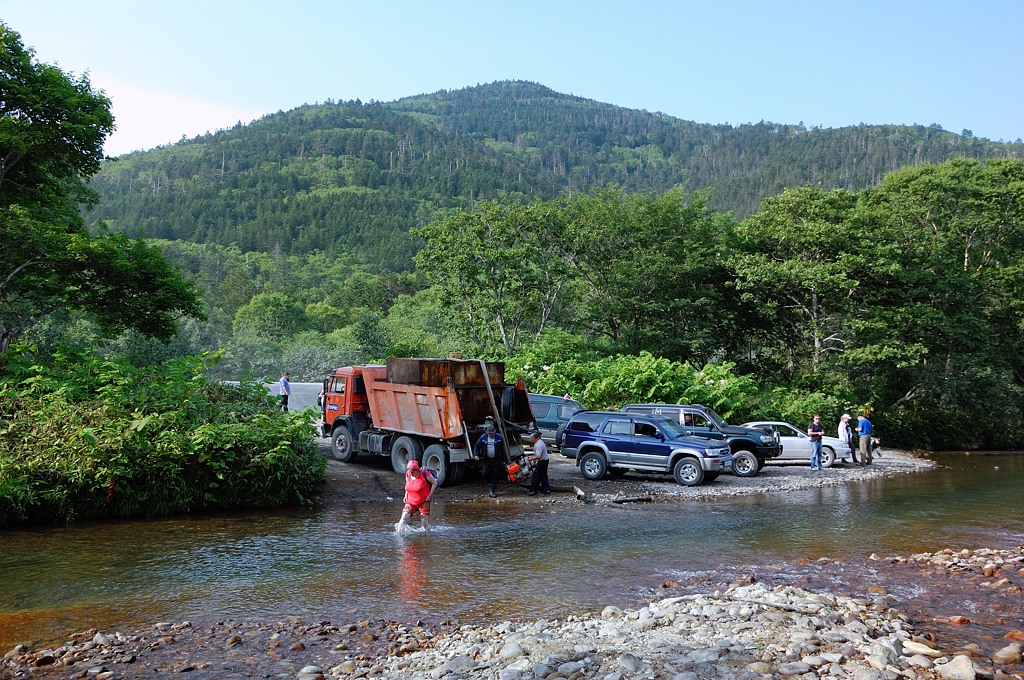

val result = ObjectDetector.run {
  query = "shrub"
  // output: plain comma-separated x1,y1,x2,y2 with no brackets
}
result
0,348,325,527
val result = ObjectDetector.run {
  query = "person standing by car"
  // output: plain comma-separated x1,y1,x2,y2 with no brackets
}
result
279,372,291,412
807,415,824,470
526,430,550,496
473,417,506,498
838,413,859,464
857,413,874,464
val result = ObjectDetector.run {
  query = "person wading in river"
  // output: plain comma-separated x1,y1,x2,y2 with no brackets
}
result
394,460,437,535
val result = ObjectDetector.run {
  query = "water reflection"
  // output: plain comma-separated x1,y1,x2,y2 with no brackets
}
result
1,452,1021,650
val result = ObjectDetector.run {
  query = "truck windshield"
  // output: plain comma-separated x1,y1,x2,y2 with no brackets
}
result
701,408,728,428
656,418,688,439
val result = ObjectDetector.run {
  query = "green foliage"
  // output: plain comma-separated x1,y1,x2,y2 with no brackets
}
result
0,25,202,355
524,352,758,418
0,348,325,527
86,81,1022,272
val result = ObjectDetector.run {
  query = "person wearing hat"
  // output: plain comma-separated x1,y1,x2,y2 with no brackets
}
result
472,417,506,498
394,459,437,535
838,414,859,464
526,430,550,496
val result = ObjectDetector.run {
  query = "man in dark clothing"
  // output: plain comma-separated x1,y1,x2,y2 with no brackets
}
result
807,414,824,470
473,419,507,498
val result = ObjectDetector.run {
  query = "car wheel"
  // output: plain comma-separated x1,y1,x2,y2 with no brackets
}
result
391,436,423,474
731,450,759,477
673,457,705,486
579,452,608,480
422,444,449,486
330,426,358,463
821,447,836,468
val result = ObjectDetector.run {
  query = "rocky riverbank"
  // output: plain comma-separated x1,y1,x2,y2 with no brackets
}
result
4,547,1022,679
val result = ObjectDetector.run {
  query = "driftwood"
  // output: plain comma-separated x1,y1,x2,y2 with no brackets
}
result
609,496,654,505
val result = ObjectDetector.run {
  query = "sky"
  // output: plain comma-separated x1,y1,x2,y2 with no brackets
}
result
2,0,1022,157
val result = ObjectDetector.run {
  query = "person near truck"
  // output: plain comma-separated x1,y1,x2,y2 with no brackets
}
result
279,372,291,412
807,415,824,470
838,413,859,464
857,413,874,464
394,459,437,535
526,430,550,496
473,418,506,498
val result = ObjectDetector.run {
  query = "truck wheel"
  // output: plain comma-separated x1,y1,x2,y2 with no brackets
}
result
821,447,836,468
579,452,607,480
731,450,759,477
500,386,517,421
391,436,423,474
422,444,449,486
447,462,466,485
331,426,358,463
673,457,705,486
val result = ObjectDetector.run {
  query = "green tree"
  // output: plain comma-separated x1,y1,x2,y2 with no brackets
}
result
414,200,571,355
562,187,739,363
232,292,309,340
0,25,202,355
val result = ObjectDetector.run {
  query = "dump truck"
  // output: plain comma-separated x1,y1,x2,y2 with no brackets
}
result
319,357,536,486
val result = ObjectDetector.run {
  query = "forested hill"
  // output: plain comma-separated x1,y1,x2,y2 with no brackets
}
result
88,80,1023,271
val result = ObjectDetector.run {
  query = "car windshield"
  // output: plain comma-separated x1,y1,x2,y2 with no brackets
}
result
654,417,687,439
701,407,729,428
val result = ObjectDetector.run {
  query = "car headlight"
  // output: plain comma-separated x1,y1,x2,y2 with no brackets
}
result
759,435,772,443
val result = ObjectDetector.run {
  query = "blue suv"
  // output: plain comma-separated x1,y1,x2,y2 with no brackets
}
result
560,411,733,486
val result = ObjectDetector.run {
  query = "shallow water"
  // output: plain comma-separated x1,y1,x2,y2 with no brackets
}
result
1,451,1021,649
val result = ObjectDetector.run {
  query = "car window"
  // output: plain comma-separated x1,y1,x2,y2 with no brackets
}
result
604,419,632,436
687,413,711,428
634,421,658,438
779,425,801,437
557,402,580,419
568,412,606,433
531,403,553,419
331,377,346,394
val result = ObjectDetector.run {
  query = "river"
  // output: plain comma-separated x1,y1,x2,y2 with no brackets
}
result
1,451,1021,652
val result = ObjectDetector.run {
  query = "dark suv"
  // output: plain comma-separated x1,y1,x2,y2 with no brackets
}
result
528,393,585,450
620,404,781,477
560,411,733,486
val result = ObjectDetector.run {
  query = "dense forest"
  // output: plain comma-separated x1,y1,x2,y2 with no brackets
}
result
15,78,1024,452
87,81,1023,270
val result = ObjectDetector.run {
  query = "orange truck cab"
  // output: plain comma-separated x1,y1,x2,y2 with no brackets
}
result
320,358,536,486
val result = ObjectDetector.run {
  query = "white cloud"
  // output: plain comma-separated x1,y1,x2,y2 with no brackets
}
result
101,79,262,157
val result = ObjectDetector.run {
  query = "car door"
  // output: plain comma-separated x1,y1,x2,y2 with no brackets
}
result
629,418,670,469
680,410,717,439
776,423,810,460
599,417,634,465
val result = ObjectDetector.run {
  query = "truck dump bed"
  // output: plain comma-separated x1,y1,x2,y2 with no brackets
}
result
364,358,510,440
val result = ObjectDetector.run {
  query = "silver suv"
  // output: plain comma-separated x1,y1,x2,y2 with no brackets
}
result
561,411,733,486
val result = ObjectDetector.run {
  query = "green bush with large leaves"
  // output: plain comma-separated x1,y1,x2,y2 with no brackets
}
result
0,349,325,527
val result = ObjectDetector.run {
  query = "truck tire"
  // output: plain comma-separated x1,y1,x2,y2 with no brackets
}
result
500,386,517,421
422,444,449,486
331,425,358,463
391,436,423,474
731,450,759,477
673,457,705,486
447,462,466,485
579,451,608,480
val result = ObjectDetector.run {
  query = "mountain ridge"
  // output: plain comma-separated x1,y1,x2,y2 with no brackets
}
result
87,80,1023,270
